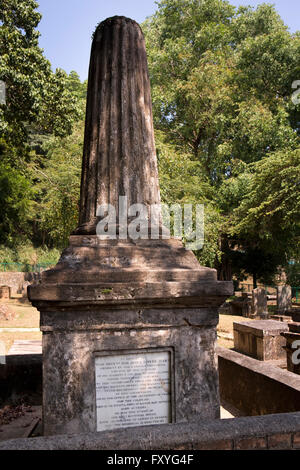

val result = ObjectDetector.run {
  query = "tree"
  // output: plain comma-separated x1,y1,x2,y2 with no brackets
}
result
0,0,81,157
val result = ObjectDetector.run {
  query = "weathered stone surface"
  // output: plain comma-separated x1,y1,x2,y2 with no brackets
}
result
28,16,233,437
277,285,292,314
29,237,232,307
251,288,268,317
39,307,219,331
0,286,11,300
234,320,289,337
235,437,267,450
233,320,288,361
228,297,252,317
270,314,292,323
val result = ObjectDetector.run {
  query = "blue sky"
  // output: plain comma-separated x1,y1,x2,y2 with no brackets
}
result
37,0,300,81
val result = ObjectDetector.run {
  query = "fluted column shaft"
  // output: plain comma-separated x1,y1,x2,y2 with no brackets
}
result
76,16,161,234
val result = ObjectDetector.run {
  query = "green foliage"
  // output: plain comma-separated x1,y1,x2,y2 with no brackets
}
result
66,71,88,101
156,130,222,266
0,0,299,286
0,1,86,250
232,149,300,240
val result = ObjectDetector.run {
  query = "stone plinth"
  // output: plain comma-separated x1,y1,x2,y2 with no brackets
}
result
277,286,292,314
0,286,11,300
281,323,300,375
233,320,289,361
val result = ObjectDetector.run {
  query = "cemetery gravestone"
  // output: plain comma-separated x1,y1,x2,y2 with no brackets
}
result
28,16,233,436
277,286,292,314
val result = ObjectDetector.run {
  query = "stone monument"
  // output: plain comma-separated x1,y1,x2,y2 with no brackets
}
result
28,16,233,436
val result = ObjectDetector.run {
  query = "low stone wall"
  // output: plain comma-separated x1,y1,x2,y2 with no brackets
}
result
1,412,300,450
218,346,300,415
0,272,41,295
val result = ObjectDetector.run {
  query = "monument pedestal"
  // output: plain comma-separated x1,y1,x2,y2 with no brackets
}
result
29,236,232,436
